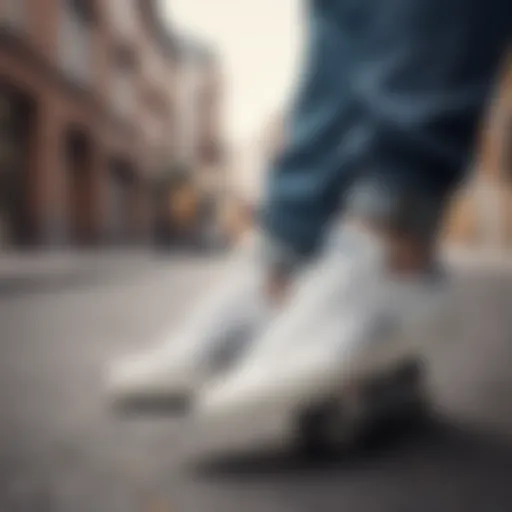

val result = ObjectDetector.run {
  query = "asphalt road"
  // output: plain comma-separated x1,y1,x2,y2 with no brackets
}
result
1,253,512,512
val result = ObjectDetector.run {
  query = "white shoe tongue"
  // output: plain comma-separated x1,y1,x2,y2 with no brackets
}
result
322,222,389,269
234,226,389,364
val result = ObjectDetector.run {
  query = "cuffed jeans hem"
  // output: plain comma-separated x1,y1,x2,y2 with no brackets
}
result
254,228,308,276
345,178,448,245
258,177,447,272
257,206,326,273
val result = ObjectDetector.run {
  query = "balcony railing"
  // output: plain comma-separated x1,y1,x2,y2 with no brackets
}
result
58,3,93,87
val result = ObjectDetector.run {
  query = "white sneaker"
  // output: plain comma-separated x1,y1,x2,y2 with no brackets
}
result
193,224,452,454
106,235,275,414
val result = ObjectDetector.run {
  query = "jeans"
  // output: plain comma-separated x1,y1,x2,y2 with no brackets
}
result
260,0,511,265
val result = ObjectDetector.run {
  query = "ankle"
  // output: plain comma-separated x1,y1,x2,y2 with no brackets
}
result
266,270,291,305
346,218,434,275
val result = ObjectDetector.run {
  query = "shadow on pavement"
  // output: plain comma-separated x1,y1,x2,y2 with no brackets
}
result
191,415,512,482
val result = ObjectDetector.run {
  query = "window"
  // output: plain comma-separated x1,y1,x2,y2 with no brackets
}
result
1,0,27,30
109,0,136,36
142,110,159,147
59,0,94,86
110,41,137,119
145,47,164,85
112,69,135,118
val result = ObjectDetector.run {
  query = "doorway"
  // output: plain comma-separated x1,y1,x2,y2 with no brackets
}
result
0,84,37,247
107,157,137,244
64,127,96,245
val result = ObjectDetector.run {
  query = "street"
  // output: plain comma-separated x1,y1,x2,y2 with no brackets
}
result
1,252,512,512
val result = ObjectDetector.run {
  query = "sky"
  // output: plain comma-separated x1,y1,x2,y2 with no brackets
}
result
162,0,303,148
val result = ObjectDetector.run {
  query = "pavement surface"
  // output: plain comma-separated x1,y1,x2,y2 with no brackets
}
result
0,250,512,512
0,249,172,296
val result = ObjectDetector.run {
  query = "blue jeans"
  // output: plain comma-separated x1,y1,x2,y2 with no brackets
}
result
260,0,511,265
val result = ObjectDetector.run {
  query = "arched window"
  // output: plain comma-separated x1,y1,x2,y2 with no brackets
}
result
59,0,96,85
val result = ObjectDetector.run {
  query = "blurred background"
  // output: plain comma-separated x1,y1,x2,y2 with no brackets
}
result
0,0,511,255
0,0,250,255
0,1,511,511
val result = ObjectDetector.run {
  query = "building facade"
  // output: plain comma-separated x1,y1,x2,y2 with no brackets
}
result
0,0,176,247
444,59,512,248
173,37,223,175
154,36,228,247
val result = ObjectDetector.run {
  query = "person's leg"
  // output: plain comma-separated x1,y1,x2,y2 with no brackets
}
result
264,0,511,273
107,0,361,409
344,0,511,258
260,0,364,270
196,1,512,446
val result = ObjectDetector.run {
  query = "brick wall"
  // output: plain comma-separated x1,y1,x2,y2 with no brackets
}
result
0,0,177,246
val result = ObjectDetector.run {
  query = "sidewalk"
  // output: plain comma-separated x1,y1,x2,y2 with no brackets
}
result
0,249,161,296
0,244,509,297
442,245,512,271
0,246,229,296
